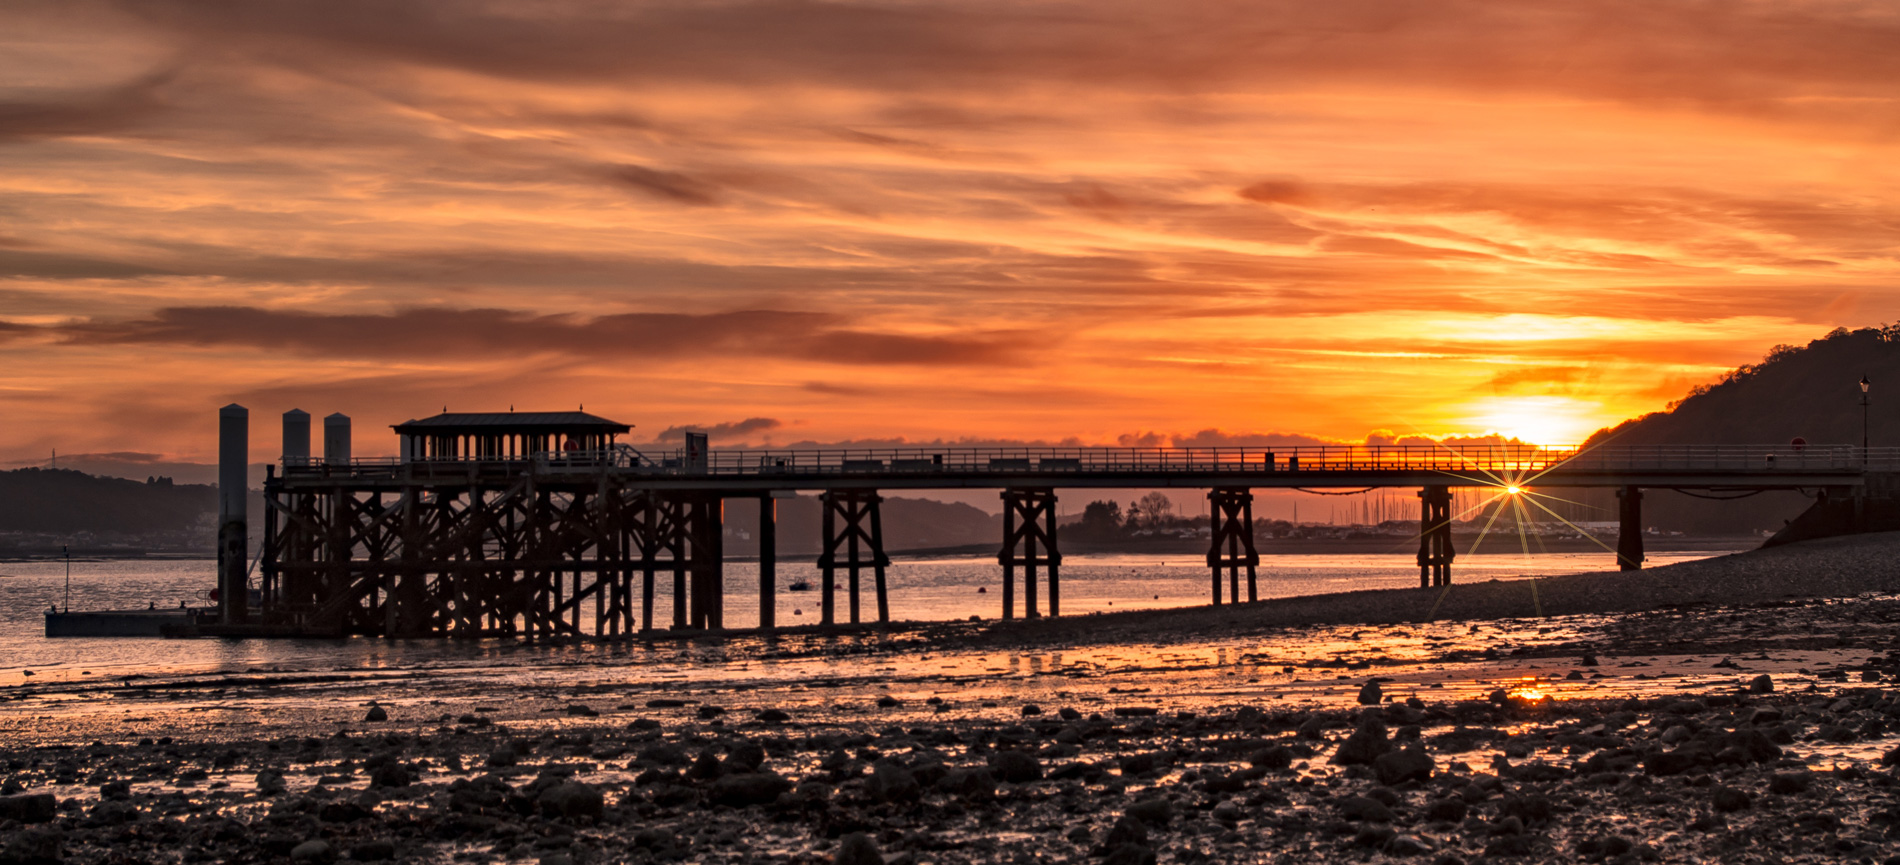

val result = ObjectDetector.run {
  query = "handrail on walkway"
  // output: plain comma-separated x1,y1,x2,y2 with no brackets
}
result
280,443,1900,479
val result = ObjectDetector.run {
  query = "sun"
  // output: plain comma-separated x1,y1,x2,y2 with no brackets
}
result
1505,485,1522,495
1456,396,1605,446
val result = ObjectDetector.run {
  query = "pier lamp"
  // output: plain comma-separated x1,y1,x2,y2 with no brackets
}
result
1862,375,1872,464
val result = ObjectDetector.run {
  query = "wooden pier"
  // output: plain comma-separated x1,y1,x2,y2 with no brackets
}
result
210,407,1887,639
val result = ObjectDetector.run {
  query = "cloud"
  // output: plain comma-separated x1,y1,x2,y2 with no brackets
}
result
0,248,174,279
3,0,1899,465
598,163,720,206
0,68,174,141
1137,429,1336,448
49,305,1036,366
646,417,785,443
1485,366,1591,394
106,1,1900,115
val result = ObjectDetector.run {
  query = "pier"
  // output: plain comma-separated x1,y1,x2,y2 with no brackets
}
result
208,406,1891,639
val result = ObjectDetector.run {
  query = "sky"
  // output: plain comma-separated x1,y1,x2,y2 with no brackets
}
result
3,0,1898,469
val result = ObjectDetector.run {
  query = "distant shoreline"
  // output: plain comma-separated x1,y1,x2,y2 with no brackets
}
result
0,551,212,563
726,534,1756,562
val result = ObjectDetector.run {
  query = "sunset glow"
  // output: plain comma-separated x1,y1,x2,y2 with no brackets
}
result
3,2,1898,465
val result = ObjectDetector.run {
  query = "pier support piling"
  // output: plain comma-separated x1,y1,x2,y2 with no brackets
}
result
817,490,891,625
218,404,249,625
999,489,1062,619
1206,488,1260,604
758,494,777,630
1417,485,1454,587
687,495,724,629
1617,486,1644,571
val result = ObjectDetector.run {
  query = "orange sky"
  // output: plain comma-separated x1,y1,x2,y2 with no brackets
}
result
3,0,1898,465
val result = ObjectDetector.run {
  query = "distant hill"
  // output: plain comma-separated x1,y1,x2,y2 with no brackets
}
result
0,469,1000,558
1582,325,1900,534
0,468,218,546
722,495,998,556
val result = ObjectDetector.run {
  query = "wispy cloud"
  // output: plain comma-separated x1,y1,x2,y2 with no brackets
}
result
0,1,1895,459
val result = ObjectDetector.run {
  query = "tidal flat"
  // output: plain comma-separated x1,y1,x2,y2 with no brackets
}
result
5,534,1900,864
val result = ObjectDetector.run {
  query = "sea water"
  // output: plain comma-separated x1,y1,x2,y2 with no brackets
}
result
0,549,1745,684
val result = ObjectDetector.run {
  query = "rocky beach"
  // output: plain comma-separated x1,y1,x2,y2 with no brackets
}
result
6,533,1900,864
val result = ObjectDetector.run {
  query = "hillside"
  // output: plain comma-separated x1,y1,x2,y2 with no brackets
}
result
721,495,998,556
0,471,1000,558
0,468,218,551
1582,325,1900,534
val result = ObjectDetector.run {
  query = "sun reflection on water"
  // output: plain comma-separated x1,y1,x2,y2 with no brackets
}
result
1506,676,1552,703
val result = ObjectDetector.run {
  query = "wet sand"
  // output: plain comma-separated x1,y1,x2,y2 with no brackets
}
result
4,534,1900,863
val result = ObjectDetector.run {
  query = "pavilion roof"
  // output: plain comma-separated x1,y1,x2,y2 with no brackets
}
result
391,411,631,435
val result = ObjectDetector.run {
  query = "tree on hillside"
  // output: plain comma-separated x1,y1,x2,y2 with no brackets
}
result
1135,492,1173,528
1073,500,1123,541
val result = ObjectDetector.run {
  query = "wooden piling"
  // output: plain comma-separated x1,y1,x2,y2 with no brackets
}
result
998,489,1061,620
1617,486,1644,571
758,494,776,630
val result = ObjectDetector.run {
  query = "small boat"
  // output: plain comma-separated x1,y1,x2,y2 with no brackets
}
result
787,579,812,592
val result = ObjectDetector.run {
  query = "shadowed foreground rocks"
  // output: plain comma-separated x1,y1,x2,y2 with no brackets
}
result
6,675,1900,864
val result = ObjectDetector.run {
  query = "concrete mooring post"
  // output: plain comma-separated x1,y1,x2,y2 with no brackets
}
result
282,409,310,466
324,413,352,466
218,404,249,624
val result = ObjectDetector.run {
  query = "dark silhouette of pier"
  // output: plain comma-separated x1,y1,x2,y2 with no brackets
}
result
204,406,1890,639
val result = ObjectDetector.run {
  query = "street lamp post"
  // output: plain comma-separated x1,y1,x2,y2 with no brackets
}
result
1860,375,1871,468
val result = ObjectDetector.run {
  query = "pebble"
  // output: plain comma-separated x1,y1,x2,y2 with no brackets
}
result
835,832,883,865
988,750,1043,784
936,767,995,801
255,770,286,795
0,793,58,824
710,771,794,806
363,705,388,722
1124,797,1174,827
538,782,604,822
1102,844,1157,865
349,840,397,861
1767,772,1811,795
867,761,921,803
1711,786,1752,812
290,839,336,864
1332,716,1392,766
1338,795,1395,823
1373,743,1434,785
1386,834,1433,856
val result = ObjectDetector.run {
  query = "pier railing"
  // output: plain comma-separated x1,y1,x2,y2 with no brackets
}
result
282,444,1900,481
613,443,1900,475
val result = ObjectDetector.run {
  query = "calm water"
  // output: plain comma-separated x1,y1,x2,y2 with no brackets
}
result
0,549,1744,683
